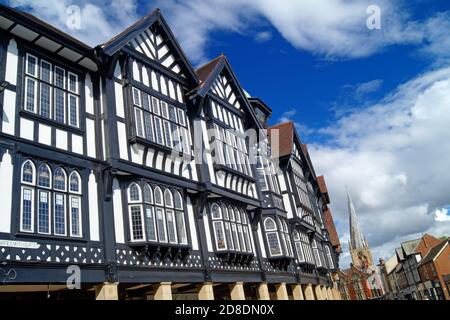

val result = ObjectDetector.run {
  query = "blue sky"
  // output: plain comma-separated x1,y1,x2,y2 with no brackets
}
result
3,0,450,268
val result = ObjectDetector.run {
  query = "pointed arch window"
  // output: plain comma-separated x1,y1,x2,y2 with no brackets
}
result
127,182,188,246
264,217,282,257
19,160,82,237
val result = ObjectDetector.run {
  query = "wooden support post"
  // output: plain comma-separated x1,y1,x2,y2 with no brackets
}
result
257,283,270,300
315,285,324,300
198,282,215,300
292,284,305,300
154,282,172,300
275,283,289,300
95,282,119,300
303,284,315,300
229,282,246,300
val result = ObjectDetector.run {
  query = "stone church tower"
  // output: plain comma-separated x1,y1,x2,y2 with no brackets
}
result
347,192,373,271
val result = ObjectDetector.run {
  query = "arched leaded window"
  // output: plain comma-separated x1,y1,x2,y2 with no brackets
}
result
69,171,81,193
295,230,315,264
37,164,51,188
20,160,82,237
264,217,282,257
325,245,335,269
127,183,188,246
210,202,252,254
21,160,35,185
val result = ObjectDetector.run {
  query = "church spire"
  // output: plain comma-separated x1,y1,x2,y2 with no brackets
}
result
348,192,366,250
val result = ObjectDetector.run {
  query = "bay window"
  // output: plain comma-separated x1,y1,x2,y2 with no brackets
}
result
127,182,188,246
210,202,253,254
19,159,82,238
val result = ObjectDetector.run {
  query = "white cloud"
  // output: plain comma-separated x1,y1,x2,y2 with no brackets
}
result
435,207,450,222
7,0,450,64
309,67,450,267
254,31,272,42
7,0,139,46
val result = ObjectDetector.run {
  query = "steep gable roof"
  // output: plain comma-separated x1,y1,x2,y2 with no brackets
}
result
401,239,421,256
267,121,294,158
418,240,448,267
193,55,262,128
100,9,198,83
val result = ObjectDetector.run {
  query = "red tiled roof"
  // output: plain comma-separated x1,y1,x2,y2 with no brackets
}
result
324,207,342,253
195,55,224,87
317,175,328,195
268,121,294,158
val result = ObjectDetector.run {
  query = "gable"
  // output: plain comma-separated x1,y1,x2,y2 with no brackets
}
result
127,25,185,78
102,9,198,83
211,71,242,110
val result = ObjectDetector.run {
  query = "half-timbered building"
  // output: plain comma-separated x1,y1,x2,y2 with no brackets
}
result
0,4,340,300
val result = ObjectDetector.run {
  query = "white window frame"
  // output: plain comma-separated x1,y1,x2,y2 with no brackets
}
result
53,193,67,236
20,186,35,233
128,204,146,242
24,76,38,113
25,53,38,77
69,195,82,238
39,82,53,118
54,65,66,89
68,71,78,94
37,190,51,235
68,94,79,127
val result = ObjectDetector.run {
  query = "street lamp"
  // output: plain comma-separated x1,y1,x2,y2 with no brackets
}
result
0,80,10,93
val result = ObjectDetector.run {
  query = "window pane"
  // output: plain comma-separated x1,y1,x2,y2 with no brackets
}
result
54,167,66,191
69,73,78,93
154,117,164,145
54,67,65,89
130,205,144,241
267,232,282,256
22,161,34,184
168,105,177,122
213,221,226,250
69,95,78,127
25,78,36,112
161,101,169,119
177,109,185,126
38,165,51,188
174,191,183,209
156,208,167,242
135,108,144,138
21,188,33,231
143,112,154,141
231,223,240,251
164,189,173,207
243,226,252,252
143,184,153,204
145,206,157,241
171,123,181,152
69,172,80,193
70,196,81,237
133,88,141,106
26,55,37,76
163,120,172,148
154,187,163,205
264,218,276,231
40,83,51,118
211,204,221,219
54,194,66,235
176,211,188,245
166,209,177,244
238,225,246,252
142,93,151,111
41,61,52,82
295,242,305,262
54,89,65,123
152,97,160,115
38,191,50,234
224,222,234,250
129,183,140,201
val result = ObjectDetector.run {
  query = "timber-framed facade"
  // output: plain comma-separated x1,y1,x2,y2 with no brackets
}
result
0,4,341,300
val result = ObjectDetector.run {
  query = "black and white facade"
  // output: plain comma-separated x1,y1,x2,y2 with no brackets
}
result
0,5,339,299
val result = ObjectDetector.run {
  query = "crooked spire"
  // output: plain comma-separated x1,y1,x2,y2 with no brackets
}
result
348,192,366,250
